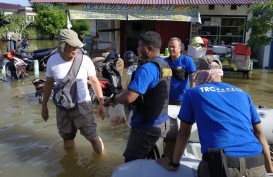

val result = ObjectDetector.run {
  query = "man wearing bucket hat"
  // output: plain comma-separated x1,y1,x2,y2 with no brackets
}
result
41,29,105,154
157,58,273,176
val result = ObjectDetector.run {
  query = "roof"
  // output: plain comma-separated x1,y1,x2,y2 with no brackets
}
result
0,2,21,10
29,0,270,5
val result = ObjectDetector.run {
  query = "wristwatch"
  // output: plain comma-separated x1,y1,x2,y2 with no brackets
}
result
168,160,180,168
110,93,116,103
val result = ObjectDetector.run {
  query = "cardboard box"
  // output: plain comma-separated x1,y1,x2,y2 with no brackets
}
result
234,60,253,70
187,45,207,58
232,54,250,62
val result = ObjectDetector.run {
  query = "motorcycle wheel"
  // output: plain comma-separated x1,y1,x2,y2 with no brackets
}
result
18,66,28,79
5,63,12,79
38,95,43,104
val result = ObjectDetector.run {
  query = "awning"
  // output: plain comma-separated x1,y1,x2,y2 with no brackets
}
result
68,4,201,23
30,0,270,5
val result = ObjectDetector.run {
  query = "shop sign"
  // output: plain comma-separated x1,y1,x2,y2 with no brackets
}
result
68,4,201,23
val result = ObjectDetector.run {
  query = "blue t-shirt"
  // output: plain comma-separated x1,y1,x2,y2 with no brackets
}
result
179,82,262,157
128,57,169,128
166,55,196,102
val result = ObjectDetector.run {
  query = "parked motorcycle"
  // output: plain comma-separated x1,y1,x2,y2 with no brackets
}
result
32,77,56,103
17,47,58,71
90,52,123,103
1,50,28,79
32,78,46,103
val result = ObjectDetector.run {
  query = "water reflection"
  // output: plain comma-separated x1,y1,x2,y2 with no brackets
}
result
0,40,272,176
25,40,59,52
0,68,272,177
0,39,58,54
223,69,273,108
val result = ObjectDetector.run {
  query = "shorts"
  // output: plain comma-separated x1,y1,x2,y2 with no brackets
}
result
56,101,98,140
123,119,170,162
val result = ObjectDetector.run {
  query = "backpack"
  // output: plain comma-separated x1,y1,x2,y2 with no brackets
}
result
52,53,83,110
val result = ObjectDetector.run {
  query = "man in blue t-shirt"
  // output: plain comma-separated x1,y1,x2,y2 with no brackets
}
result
157,62,273,176
104,31,172,162
166,37,196,105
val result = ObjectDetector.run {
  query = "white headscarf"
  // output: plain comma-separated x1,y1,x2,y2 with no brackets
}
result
194,62,224,86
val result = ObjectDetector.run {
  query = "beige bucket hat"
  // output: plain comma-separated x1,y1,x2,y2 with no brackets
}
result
58,29,83,47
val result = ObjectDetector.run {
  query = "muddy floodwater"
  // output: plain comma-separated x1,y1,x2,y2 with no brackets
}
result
0,40,272,177
0,75,128,177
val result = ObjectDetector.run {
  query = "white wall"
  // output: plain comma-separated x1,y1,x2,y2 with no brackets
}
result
254,30,272,68
198,4,252,42
198,5,249,16
198,4,271,68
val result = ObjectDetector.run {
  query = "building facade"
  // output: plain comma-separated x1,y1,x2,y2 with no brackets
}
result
30,0,271,68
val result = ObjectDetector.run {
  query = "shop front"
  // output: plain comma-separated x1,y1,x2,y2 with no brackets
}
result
67,4,201,57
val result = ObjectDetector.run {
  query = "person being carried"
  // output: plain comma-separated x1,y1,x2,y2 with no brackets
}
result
104,31,172,162
41,29,105,154
157,59,273,176
166,37,196,105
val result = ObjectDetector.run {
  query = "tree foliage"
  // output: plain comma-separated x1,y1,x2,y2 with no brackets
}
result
32,3,52,11
0,13,31,35
71,20,90,39
243,0,273,51
32,3,67,11
34,6,66,38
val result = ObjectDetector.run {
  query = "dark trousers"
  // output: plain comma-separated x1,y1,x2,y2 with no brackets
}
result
123,120,170,163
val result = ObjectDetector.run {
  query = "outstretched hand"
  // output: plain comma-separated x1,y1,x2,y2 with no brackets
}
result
156,157,179,171
103,97,116,107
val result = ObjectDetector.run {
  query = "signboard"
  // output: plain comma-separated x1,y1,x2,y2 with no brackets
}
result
68,4,201,23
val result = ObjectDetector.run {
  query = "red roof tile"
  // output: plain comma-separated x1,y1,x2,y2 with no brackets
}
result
29,0,270,5
0,2,21,10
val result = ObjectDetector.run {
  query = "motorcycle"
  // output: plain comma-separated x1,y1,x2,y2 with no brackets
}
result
32,78,56,104
17,47,58,71
90,52,123,103
1,50,28,79
32,78,46,103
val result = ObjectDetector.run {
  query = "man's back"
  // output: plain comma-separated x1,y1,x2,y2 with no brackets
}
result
180,82,262,157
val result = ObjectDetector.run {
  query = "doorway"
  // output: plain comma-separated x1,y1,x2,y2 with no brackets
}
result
124,21,155,55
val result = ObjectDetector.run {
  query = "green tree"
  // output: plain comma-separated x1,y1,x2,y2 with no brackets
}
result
0,13,31,35
71,20,90,39
34,6,66,39
32,3,67,11
32,3,52,11
243,0,273,50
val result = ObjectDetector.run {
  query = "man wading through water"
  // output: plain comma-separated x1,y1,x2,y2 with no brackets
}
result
41,29,105,154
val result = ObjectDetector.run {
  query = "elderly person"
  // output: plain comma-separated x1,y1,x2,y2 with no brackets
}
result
41,29,105,153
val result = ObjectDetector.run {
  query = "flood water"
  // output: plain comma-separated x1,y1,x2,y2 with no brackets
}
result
0,40,273,177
